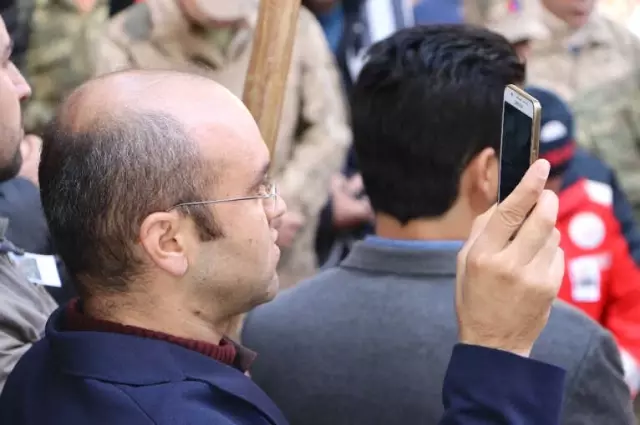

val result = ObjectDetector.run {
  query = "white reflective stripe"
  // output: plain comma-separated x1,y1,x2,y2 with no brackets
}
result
584,180,613,206
620,349,640,395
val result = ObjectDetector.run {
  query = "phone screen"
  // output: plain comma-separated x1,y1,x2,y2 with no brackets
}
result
498,101,533,202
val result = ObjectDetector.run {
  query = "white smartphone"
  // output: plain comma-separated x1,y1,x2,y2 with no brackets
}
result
498,84,542,203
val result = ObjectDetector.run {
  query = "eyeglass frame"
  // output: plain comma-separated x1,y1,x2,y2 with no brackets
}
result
167,181,278,212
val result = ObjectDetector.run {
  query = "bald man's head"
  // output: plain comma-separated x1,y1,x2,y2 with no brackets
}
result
58,69,249,133
39,70,260,292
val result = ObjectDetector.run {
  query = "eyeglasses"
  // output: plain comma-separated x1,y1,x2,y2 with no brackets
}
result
169,181,278,212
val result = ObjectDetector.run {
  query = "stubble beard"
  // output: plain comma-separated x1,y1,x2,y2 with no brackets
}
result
0,124,23,183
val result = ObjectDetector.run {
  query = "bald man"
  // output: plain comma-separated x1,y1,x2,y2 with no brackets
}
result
95,0,352,290
0,69,568,425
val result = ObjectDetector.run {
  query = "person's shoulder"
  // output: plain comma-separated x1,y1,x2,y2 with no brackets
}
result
534,301,611,368
593,13,635,37
244,267,350,331
1,341,156,424
295,5,330,46
296,5,319,28
255,267,346,311
3,350,239,425
3,341,248,424
570,148,613,180
120,381,243,425
0,177,38,206
591,13,640,53
561,176,614,213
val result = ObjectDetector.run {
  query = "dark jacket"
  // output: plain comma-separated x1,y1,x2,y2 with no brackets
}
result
0,306,289,424
1,303,567,425
0,178,51,255
244,239,633,425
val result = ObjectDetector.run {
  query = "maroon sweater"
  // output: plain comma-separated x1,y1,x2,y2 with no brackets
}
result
64,299,256,372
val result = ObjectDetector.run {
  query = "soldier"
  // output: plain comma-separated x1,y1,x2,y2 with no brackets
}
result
23,0,109,135
463,0,548,60
525,0,640,221
93,0,351,290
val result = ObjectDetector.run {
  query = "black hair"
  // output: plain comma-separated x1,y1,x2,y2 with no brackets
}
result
351,24,525,222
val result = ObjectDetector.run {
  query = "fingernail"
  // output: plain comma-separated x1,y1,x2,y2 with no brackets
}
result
535,159,550,179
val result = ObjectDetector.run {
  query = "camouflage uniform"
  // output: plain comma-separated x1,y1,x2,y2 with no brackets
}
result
463,0,548,43
23,0,108,135
94,0,351,290
527,8,640,220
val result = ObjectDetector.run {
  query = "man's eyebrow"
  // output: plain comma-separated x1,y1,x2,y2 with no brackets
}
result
249,162,271,191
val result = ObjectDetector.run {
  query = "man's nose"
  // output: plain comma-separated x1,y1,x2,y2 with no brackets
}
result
11,63,31,101
271,194,287,222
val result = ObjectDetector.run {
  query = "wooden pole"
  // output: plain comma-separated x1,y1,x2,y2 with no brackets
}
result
229,0,302,345
242,0,302,157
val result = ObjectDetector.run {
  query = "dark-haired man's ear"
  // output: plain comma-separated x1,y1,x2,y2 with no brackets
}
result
465,147,498,212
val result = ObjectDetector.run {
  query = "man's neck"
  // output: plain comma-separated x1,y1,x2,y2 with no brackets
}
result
374,207,474,242
82,292,229,345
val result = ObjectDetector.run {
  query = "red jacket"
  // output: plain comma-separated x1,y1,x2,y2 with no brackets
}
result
558,178,640,394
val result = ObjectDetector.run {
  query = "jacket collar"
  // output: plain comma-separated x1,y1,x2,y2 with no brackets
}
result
45,306,287,425
340,239,459,277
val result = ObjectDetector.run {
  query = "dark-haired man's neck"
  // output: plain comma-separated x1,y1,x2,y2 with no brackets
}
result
374,207,475,242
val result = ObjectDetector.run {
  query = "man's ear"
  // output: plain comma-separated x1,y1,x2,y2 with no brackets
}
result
467,147,499,206
139,212,189,277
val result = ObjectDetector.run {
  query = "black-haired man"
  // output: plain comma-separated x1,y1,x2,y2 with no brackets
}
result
243,24,633,425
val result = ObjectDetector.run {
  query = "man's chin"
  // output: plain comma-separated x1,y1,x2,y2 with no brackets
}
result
264,274,280,302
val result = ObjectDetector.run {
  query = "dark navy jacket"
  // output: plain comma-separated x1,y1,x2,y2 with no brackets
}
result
564,147,640,264
0,305,565,425
0,307,288,425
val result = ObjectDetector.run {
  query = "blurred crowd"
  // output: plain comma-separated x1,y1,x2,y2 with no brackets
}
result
2,0,640,423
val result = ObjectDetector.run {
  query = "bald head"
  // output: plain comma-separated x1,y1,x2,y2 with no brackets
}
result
39,70,264,292
63,69,253,134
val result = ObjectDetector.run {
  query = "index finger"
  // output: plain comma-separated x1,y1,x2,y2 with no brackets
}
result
473,159,550,254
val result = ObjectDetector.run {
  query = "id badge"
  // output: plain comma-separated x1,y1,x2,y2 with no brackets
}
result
9,252,62,288
568,256,601,302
